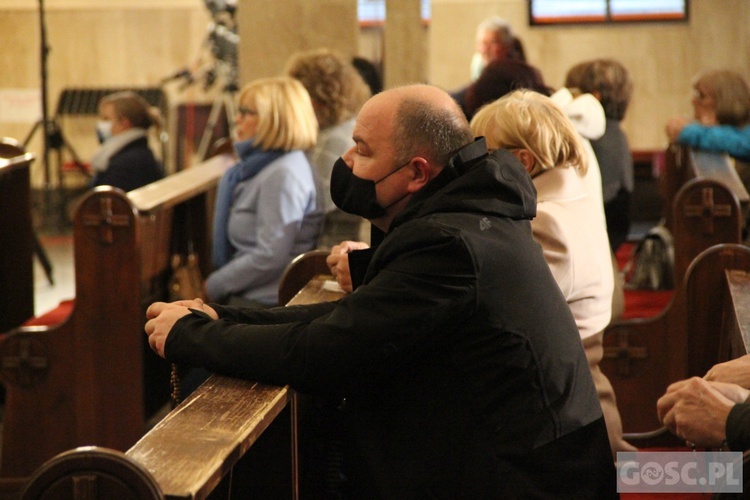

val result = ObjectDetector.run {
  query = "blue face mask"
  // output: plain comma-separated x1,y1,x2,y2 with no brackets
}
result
96,120,113,144
330,157,411,219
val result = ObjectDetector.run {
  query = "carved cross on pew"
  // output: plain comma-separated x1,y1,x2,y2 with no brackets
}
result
682,187,732,235
81,196,131,245
603,329,648,377
0,335,48,388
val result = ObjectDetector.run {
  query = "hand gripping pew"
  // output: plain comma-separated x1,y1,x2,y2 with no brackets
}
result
0,153,234,497
19,270,345,500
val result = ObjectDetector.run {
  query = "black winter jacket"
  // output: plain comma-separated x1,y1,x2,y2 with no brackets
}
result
167,139,617,498
91,137,163,192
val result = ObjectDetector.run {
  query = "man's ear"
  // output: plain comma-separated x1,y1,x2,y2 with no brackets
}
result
406,157,433,192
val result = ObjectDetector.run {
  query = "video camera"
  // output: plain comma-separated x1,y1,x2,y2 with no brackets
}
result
205,0,239,92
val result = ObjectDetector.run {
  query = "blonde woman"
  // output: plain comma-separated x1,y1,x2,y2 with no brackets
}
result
285,48,372,247
471,89,633,457
91,91,163,191
208,77,323,307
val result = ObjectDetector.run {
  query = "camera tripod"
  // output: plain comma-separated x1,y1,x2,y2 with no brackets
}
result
196,86,236,161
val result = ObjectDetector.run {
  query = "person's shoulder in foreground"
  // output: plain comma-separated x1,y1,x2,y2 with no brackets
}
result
147,83,617,498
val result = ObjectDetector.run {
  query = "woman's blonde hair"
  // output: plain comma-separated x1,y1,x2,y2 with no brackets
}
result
237,77,318,151
285,48,371,129
693,69,750,126
470,89,587,178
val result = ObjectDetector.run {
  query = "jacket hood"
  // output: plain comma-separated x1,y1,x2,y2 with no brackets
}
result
391,138,537,231
550,88,606,141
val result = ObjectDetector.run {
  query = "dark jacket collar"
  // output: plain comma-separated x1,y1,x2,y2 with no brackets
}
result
390,137,537,232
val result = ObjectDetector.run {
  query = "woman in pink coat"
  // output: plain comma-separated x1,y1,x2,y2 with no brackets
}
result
471,89,634,457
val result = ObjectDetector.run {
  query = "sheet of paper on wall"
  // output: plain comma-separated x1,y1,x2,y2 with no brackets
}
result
0,89,41,123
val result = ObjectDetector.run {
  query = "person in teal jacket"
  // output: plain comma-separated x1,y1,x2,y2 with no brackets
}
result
666,69,750,162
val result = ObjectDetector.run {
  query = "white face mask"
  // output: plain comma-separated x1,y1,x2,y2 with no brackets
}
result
96,120,113,143
470,52,486,82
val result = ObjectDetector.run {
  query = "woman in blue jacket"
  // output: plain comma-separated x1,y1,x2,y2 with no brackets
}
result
206,77,323,307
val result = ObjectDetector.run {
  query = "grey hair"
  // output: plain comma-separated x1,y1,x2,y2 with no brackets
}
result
476,16,514,48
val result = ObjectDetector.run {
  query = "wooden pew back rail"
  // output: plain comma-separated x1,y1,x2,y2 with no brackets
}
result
661,145,749,231
672,178,743,282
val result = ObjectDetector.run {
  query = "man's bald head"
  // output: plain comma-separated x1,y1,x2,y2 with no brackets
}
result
364,84,473,168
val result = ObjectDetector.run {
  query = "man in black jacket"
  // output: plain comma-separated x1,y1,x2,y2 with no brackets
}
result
146,84,616,498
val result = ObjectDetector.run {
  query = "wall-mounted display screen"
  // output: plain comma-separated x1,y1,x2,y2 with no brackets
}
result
529,0,688,25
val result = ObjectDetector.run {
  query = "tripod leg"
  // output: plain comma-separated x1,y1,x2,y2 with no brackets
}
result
33,232,55,285
23,120,42,148
223,93,235,130
197,98,228,161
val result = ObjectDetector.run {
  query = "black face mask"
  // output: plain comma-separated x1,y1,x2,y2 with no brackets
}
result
330,157,410,219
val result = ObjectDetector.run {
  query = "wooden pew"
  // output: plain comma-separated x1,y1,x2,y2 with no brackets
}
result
0,153,36,333
720,270,750,367
618,260,750,451
659,144,750,230
670,176,744,286
658,146,747,286
661,145,749,233
19,274,346,499
602,243,750,434
0,153,234,496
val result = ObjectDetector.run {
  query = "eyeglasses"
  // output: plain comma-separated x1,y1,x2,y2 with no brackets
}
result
237,106,258,117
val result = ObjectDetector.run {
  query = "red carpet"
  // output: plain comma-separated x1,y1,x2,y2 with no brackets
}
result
23,299,75,327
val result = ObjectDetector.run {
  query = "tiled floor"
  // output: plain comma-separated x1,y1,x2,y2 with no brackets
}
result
33,233,75,317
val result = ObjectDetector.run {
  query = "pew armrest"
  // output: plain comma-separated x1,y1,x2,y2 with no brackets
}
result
126,375,292,499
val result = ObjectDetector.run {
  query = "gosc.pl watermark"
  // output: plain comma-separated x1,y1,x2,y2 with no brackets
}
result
617,451,743,493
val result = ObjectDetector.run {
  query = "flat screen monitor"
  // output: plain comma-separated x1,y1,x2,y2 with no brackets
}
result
529,0,688,25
